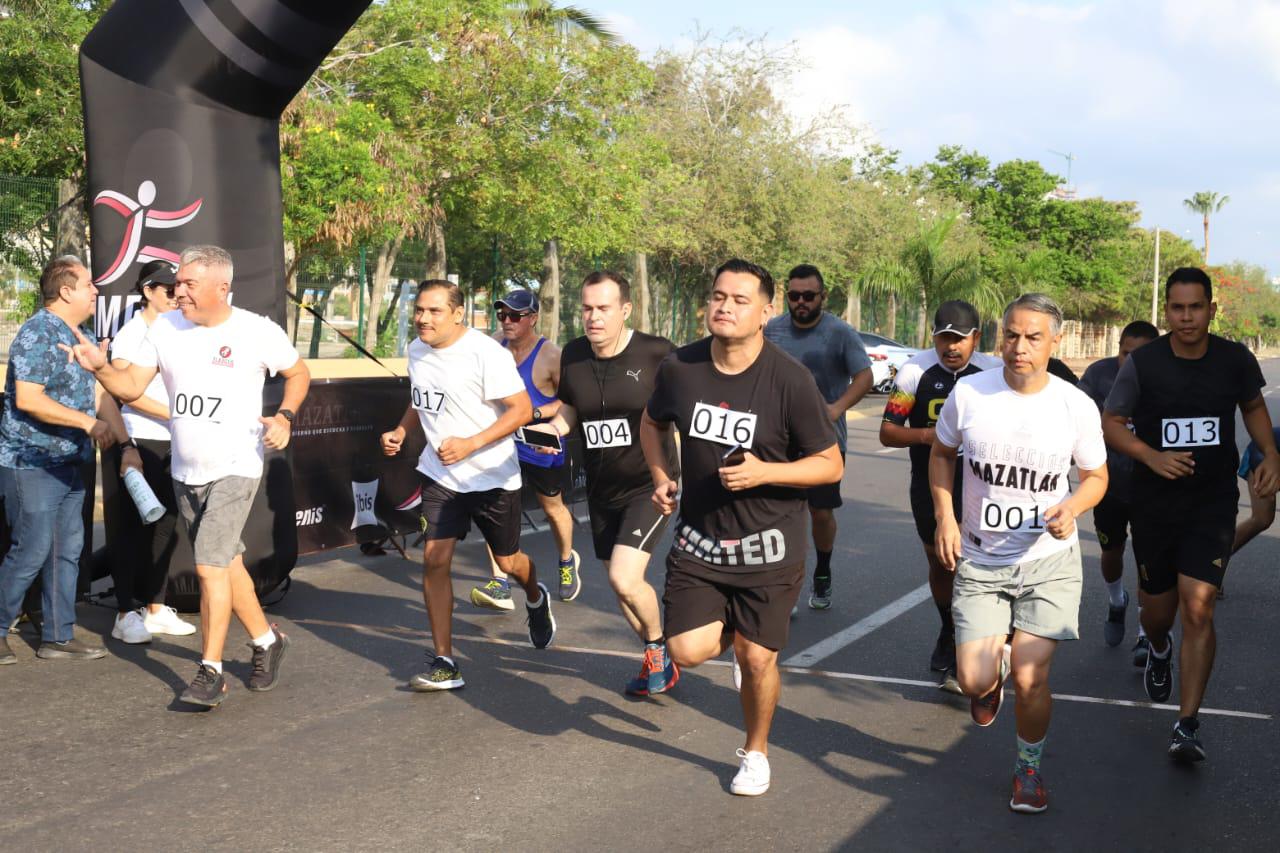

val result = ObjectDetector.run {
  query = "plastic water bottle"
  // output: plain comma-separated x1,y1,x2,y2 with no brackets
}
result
123,468,164,524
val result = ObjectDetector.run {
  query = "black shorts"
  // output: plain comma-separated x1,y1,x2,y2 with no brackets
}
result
1091,492,1131,553
910,476,962,545
1131,512,1234,595
662,550,804,652
587,494,669,561
420,475,521,557
806,455,844,509
521,460,568,498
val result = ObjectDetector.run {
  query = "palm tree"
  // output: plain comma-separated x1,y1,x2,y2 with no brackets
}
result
1182,191,1230,264
506,1,618,43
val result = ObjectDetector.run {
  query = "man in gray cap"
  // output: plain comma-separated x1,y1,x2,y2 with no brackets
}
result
471,288,581,609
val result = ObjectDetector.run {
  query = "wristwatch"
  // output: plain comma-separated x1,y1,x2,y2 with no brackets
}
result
277,408,295,423
532,406,543,421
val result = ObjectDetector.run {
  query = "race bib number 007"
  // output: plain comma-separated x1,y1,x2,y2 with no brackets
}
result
171,392,223,423
582,418,631,449
1161,417,1219,448
979,498,1047,534
689,402,756,450
411,385,445,414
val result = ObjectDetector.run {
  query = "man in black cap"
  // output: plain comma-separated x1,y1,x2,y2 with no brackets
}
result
880,300,1000,692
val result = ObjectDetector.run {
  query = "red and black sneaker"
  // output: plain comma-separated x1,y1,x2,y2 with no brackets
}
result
1009,765,1048,813
970,644,1010,727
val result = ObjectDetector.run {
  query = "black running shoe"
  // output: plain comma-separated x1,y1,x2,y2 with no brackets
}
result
1103,589,1129,647
808,574,832,610
247,627,290,692
409,655,465,691
1144,640,1173,703
930,626,956,673
526,582,556,649
1131,635,1150,668
180,664,228,707
36,638,107,660
1169,716,1206,763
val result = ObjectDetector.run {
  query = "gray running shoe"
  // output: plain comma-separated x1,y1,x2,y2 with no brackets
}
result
470,578,515,612
0,635,15,665
1104,589,1129,647
180,664,228,707
247,628,290,692
36,638,107,661
558,550,582,601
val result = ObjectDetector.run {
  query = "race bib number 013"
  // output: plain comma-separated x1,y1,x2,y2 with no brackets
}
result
979,498,1047,534
1161,417,1219,448
172,392,223,422
689,401,756,450
582,418,631,449
411,385,445,414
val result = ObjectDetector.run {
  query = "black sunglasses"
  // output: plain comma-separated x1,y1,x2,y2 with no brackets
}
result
787,290,822,303
144,281,177,298
496,309,531,322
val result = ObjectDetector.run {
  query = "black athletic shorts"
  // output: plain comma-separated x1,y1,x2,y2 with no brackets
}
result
910,476,963,545
520,460,569,498
806,455,844,509
1131,512,1234,595
1091,492,1131,553
662,550,804,652
587,493,669,561
420,475,521,557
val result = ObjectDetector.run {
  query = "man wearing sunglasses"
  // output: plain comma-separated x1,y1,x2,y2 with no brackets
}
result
471,289,581,610
764,264,872,610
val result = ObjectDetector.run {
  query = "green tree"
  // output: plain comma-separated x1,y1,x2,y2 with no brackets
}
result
1182,190,1229,264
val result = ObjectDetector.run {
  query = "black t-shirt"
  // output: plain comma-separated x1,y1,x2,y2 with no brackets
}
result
646,337,836,571
558,331,678,508
1105,334,1265,516
1048,357,1079,386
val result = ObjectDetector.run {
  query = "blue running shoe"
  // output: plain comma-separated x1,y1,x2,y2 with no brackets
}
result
645,644,680,695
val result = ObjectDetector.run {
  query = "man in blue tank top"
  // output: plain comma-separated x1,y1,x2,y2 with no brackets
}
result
470,289,581,610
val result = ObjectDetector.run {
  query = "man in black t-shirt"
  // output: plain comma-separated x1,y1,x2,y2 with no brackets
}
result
879,300,1000,693
1104,267,1280,763
640,258,841,797
527,271,682,697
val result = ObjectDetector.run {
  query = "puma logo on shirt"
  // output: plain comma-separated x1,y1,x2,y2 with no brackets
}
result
626,369,643,381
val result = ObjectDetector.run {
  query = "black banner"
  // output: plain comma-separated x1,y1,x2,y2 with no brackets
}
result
79,0,372,338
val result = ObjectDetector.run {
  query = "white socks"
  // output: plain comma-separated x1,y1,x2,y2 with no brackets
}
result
201,659,223,673
252,629,277,650
1105,579,1126,608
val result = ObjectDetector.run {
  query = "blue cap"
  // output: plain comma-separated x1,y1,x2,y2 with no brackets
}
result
495,289,539,313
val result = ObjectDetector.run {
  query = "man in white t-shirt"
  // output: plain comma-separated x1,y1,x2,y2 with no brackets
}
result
65,245,311,708
380,279,555,692
930,293,1108,815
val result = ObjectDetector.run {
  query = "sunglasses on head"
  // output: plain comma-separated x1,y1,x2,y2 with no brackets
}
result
496,309,531,322
787,290,821,303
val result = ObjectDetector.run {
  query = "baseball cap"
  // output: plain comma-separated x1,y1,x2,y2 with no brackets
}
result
494,289,539,314
932,300,980,337
134,259,177,291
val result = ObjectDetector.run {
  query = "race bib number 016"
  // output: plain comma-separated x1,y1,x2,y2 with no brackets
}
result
979,498,1047,534
689,401,756,450
1161,417,1219,448
172,392,223,422
582,418,631,449
411,385,445,414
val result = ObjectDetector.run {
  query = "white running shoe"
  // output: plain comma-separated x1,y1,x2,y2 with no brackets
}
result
142,605,197,636
730,748,771,796
111,610,152,644
732,650,742,691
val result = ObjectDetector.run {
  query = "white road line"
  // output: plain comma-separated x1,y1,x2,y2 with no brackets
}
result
781,584,933,668
293,619,1272,721
875,446,903,454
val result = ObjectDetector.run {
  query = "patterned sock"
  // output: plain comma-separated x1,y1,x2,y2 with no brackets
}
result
1016,735,1045,771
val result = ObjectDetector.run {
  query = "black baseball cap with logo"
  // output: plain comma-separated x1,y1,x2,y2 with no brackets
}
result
134,259,177,292
932,300,980,337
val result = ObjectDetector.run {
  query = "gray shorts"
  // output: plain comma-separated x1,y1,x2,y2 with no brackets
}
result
173,476,260,568
951,543,1082,645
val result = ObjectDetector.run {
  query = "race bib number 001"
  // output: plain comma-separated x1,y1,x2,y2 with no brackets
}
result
171,392,223,423
979,498,1047,534
1161,417,1219,448
411,385,445,414
582,417,631,449
689,401,756,450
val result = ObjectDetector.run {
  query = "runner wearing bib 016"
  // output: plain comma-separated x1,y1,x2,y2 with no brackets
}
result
689,401,757,451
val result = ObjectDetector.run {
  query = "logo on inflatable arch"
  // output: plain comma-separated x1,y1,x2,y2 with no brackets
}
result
93,180,203,286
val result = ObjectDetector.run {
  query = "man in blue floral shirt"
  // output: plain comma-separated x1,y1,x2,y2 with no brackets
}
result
0,256,114,664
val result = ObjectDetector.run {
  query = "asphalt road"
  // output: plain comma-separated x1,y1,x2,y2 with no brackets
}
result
4,360,1278,852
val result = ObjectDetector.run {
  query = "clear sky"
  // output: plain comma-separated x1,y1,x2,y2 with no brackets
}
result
601,0,1280,276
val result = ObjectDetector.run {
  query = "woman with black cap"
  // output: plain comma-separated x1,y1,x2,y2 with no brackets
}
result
102,260,197,644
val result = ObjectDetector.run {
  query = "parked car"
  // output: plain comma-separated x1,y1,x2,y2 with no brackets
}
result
857,331,922,394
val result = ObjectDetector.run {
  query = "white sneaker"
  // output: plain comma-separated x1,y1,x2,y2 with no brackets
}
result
142,605,197,636
732,650,742,691
730,748,770,796
111,610,152,644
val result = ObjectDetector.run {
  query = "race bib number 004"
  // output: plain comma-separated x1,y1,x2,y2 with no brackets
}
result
1161,417,1219,448
582,418,631,449
171,392,223,423
689,401,756,450
979,498,1048,534
411,385,445,414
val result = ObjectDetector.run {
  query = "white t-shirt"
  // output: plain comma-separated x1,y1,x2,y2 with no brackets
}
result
129,307,300,485
110,312,171,441
407,328,525,493
934,368,1107,566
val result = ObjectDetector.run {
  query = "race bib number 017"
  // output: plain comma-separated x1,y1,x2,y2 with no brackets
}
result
979,498,1047,534
1161,417,1219,448
411,385,445,414
689,401,756,450
172,392,223,422
582,418,631,449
